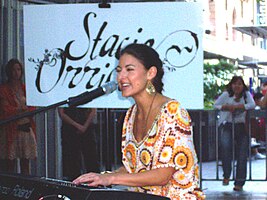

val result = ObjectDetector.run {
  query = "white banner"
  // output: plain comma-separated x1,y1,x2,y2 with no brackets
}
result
23,2,203,109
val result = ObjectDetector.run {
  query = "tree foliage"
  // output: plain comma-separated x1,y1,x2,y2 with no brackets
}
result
204,60,237,109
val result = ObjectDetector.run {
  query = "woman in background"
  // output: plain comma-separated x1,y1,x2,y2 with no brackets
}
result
0,58,37,175
214,76,255,191
58,107,100,181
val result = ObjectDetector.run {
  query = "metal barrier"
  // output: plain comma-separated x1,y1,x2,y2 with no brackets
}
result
100,109,267,188
190,109,267,188
0,108,266,187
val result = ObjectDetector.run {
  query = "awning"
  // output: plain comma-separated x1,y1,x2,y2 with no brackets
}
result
238,60,267,69
233,25,267,38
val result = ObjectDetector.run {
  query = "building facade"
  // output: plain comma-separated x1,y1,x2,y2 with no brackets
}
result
204,0,267,88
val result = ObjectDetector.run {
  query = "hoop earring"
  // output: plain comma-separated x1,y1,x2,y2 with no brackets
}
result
146,81,156,95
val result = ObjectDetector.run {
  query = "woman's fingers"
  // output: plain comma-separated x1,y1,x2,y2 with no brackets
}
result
73,173,94,184
73,173,109,187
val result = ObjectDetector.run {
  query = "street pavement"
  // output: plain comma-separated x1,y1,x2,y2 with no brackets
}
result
201,158,267,199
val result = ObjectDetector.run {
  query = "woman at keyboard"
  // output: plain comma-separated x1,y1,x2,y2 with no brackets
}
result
73,43,205,200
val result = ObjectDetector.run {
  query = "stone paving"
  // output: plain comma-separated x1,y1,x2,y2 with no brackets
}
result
201,158,267,199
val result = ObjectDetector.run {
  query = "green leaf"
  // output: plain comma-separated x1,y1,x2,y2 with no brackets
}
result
204,59,237,109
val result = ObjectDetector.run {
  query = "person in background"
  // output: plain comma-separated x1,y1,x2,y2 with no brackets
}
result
58,107,100,181
253,92,264,110
0,58,37,175
261,81,267,96
214,76,255,191
256,84,267,109
73,43,205,199
250,92,266,160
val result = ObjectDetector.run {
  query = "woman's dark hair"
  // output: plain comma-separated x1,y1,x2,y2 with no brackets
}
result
253,92,263,101
5,58,23,82
120,43,164,94
226,76,248,99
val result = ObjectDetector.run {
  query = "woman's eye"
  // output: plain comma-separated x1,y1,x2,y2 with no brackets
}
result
115,67,121,72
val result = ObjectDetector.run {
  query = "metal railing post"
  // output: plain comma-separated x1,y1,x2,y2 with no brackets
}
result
215,110,220,180
199,110,203,189
232,113,235,180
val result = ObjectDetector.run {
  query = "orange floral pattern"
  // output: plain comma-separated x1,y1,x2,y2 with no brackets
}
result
140,148,152,166
123,142,137,173
121,100,205,200
173,146,194,173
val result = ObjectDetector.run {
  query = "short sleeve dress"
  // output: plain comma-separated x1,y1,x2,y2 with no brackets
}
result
0,83,37,160
121,100,205,200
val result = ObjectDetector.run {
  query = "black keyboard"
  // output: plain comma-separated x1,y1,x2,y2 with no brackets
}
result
0,173,170,200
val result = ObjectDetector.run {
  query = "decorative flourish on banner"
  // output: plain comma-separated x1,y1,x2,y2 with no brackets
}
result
29,48,63,71
157,30,199,72
29,48,64,93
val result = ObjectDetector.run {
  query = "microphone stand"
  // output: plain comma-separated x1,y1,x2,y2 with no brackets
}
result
0,99,68,126
0,98,70,178
0,86,99,126
0,93,96,178
0,86,115,174
0,83,111,126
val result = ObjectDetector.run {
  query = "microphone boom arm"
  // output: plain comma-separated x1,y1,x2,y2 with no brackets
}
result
67,88,104,107
0,81,117,126
67,81,117,107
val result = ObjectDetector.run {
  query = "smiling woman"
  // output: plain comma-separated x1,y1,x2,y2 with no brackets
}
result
0,58,37,175
73,43,205,200
214,76,256,192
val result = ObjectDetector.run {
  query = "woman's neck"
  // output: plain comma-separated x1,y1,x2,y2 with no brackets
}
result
135,93,170,116
8,80,22,89
234,92,242,98
135,93,157,114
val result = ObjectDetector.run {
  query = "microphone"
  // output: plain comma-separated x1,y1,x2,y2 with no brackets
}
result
67,81,117,107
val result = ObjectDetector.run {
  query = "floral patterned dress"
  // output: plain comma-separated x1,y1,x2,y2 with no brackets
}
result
0,83,37,160
121,100,205,200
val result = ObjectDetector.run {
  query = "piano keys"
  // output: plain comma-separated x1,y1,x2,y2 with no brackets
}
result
0,173,170,200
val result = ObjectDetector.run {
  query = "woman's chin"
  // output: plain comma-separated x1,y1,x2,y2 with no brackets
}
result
121,92,131,98
122,94,130,98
